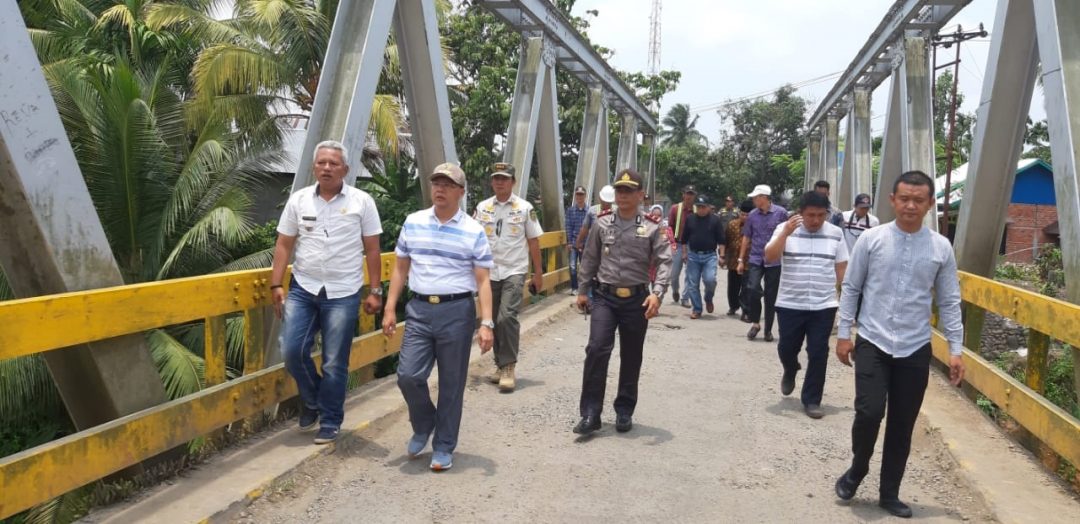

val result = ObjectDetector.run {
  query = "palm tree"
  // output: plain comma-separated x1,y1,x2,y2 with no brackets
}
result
660,103,707,147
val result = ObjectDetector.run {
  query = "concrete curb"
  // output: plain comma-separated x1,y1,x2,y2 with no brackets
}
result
80,294,577,524
918,364,1080,524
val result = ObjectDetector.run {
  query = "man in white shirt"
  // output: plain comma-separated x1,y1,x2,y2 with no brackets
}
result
837,193,880,251
270,140,384,445
764,191,848,419
474,162,543,392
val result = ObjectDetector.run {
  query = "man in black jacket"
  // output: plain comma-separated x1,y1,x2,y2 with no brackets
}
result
680,195,726,319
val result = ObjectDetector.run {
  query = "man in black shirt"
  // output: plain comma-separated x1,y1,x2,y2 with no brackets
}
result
680,195,726,318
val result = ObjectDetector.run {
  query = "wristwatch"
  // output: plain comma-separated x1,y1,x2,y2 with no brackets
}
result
480,319,496,329
368,286,383,296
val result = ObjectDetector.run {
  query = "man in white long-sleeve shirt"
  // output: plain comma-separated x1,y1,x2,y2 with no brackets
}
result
832,170,965,519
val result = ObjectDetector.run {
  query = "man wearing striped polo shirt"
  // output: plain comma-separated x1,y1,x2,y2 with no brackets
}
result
763,191,848,420
382,162,495,472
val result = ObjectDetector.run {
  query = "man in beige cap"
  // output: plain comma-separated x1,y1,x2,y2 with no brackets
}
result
383,162,495,471
474,162,544,392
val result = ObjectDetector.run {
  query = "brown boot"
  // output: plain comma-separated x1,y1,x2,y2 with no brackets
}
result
498,363,516,392
488,365,503,384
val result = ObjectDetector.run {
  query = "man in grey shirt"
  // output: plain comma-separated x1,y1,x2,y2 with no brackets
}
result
832,170,965,519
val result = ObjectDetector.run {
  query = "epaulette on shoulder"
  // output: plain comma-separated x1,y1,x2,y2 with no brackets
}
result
598,209,613,218
643,213,661,224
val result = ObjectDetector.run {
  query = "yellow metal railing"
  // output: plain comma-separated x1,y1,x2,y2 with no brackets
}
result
0,231,568,519
930,271,1080,472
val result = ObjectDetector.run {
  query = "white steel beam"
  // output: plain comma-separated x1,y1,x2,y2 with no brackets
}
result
954,0,1038,276
805,129,822,192
0,5,167,430
824,116,840,193
850,88,874,202
504,37,548,198
616,114,638,172
876,71,905,221
643,134,657,200
394,0,460,207
535,57,565,233
575,88,605,205
807,0,973,131
1035,0,1080,303
292,0,396,191
478,0,657,132
897,35,938,230
594,111,611,199
840,113,855,209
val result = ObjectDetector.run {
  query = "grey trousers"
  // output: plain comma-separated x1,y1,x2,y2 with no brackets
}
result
396,297,475,454
490,274,525,367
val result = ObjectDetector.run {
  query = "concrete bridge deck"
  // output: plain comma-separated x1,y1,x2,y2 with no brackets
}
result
85,277,1080,524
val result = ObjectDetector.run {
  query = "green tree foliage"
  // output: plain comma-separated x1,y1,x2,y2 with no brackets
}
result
659,103,706,147
715,85,809,197
1023,117,1053,164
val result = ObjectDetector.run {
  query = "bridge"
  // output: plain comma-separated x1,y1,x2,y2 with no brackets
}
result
2,0,1080,522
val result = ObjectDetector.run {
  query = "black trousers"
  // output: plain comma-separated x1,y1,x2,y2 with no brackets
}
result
745,263,781,333
726,268,744,312
775,307,836,406
850,338,931,500
579,289,649,418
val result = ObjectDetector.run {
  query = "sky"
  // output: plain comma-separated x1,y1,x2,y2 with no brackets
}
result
570,0,1045,143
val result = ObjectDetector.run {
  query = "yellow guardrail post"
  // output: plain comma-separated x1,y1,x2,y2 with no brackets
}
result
203,316,227,387
1025,330,1051,394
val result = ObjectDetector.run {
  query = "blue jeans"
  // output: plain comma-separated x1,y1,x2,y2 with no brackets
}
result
280,282,360,431
684,251,718,313
671,244,690,299
569,248,580,290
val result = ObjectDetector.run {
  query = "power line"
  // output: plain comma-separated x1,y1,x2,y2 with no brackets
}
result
689,71,843,114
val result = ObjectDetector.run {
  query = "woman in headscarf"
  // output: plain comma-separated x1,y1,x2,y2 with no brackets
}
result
649,204,675,284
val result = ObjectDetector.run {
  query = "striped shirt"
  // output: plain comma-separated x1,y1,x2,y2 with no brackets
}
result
394,207,494,295
771,221,849,310
838,221,964,357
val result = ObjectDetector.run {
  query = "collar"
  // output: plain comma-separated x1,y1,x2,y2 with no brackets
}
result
493,194,517,206
312,182,349,200
888,221,926,237
428,206,464,224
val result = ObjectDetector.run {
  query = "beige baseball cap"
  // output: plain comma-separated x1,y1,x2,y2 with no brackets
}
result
430,162,466,186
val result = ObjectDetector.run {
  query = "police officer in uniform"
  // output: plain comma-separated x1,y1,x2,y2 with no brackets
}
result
573,168,672,435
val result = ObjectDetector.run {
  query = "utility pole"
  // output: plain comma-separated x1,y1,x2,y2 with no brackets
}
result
932,24,987,237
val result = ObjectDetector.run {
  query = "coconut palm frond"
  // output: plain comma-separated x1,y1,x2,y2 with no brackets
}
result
147,329,205,398
21,486,92,524
0,356,64,424
215,247,274,273
370,95,403,158
157,206,256,280
144,3,247,45
192,43,285,97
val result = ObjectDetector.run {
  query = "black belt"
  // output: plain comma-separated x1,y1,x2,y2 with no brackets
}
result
595,283,649,298
691,249,716,254
413,291,473,304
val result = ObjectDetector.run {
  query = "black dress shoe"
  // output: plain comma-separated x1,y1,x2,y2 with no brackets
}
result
781,370,796,396
763,332,774,342
573,415,601,435
878,498,913,518
615,414,633,432
747,326,760,340
834,469,861,500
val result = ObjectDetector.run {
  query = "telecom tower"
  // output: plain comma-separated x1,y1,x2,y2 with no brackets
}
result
648,0,662,76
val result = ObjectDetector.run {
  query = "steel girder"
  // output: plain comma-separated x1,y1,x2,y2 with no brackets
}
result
643,134,658,201
806,0,973,132
897,35,938,230
477,0,656,133
503,36,565,233
875,69,905,222
954,0,1039,277
295,0,458,208
616,115,638,173
841,114,855,209
849,89,874,204
1035,0,1080,305
0,6,168,430
291,0,397,192
823,116,840,193
575,88,607,206
805,129,822,192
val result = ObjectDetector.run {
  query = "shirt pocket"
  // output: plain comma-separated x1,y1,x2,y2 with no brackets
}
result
298,216,319,237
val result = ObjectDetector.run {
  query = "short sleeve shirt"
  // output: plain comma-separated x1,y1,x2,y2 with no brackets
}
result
741,204,789,267
772,221,849,310
395,207,494,295
474,195,543,280
277,184,382,298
